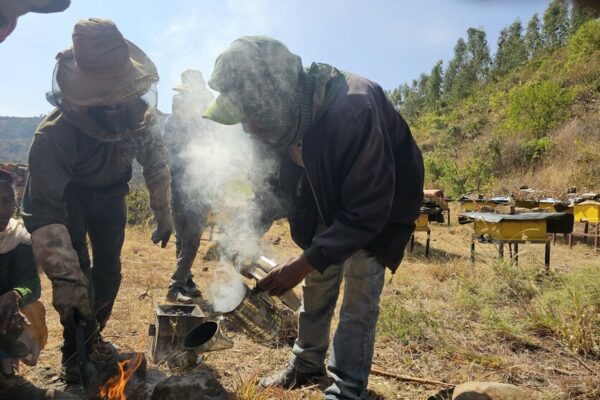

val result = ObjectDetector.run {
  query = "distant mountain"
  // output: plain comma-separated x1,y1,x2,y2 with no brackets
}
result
0,116,43,163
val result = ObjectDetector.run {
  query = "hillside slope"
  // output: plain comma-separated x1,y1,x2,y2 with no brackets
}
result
0,116,43,163
403,20,600,196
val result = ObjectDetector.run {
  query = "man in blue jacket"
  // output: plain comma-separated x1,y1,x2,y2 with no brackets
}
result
204,36,423,399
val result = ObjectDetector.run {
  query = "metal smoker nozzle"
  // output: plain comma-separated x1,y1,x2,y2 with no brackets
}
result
249,256,302,312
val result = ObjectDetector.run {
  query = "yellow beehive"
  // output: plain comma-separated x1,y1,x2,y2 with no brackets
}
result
573,202,600,223
538,201,557,212
415,213,429,232
514,200,539,209
460,200,495,212
474,219,548,242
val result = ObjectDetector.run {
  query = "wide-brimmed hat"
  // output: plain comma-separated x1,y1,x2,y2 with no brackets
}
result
20,0,70,13
1,0,70,17
55,18,158,107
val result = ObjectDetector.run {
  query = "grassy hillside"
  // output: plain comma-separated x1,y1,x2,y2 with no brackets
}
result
0,116,43,163
404,19,600,196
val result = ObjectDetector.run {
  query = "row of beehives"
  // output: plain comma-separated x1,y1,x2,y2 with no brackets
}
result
410,189,600,259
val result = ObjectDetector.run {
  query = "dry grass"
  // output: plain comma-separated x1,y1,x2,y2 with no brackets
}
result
19,212,600,399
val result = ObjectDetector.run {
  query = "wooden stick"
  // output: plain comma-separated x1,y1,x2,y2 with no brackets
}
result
371,368,455,387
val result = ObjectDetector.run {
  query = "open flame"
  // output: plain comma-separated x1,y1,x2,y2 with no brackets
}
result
99,352,144,400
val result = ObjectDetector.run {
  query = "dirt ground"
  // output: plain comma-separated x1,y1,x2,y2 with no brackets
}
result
19,205,600,399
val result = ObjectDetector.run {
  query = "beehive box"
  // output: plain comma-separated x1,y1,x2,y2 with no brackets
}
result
514,200,539,209
415,213,429,232
573,201,600,223
538,201,558,212
474,219,548,242
460,200,495,212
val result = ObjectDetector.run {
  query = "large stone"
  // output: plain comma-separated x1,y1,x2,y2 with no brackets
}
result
150,370,228,400
452,381,537,400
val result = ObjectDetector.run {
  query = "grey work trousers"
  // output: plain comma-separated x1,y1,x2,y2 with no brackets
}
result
291,250,386,400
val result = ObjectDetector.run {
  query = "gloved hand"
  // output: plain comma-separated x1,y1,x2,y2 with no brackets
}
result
51,280,93,324
151,217,172,248
144,166,172,248
30,224,93,322
0,290,30,335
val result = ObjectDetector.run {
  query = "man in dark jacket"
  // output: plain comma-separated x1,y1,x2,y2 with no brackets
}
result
21,18,172,381
204,36,423,399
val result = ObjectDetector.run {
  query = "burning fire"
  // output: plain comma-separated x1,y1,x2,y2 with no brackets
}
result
99,352,144,400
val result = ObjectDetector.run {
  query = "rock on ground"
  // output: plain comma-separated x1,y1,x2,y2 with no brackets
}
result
452,381,538,400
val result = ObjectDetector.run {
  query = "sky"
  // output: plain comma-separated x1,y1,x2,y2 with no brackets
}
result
0,0,552,117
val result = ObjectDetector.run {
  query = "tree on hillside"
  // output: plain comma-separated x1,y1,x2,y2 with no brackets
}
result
394,81,421,119
443,29,490,102
543,0,570,49
443,38,468,102
525,13,543,59
493,19,528,77
387,87,403,111
567,19,600,66
426,60,443,109
570,2,600,33
465,28,491,82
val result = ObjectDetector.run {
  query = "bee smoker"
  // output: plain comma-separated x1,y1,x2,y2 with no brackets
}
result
246,256,302,311
148,303,206,366
224,283,282,342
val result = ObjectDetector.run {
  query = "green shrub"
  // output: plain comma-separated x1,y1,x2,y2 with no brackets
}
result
504,80,574,138
126,189,153,226
520,137,554,164
568,19,600,66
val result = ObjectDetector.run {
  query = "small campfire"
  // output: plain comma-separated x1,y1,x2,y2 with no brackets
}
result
99,353,145,400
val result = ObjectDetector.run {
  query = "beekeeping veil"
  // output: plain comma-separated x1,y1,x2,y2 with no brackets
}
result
50,18,159,142
204,36,344,150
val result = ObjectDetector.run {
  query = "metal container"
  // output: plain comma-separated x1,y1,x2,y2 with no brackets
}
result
225,284,281,342
148,304,205,366
248,256,302,312
183,321,234,353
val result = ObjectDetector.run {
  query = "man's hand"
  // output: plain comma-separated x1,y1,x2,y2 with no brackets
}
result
256,254,313,297
151,225,172,248
0,290,30,335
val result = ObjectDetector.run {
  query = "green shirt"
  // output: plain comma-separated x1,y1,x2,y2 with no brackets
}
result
0,244,40,306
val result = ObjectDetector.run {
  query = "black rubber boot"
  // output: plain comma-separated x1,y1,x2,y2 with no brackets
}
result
183,277,201,297
259,364,325,389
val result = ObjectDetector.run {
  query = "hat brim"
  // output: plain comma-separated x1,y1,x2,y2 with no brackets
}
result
202,95,245,125
56,40,158,107
27,0,71,13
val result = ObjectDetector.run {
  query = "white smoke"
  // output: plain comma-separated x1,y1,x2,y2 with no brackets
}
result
161,74,281,311
179,119,277,262
207,261,247,313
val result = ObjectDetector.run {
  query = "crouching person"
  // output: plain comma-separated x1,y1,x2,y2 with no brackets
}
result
0,170,47,377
